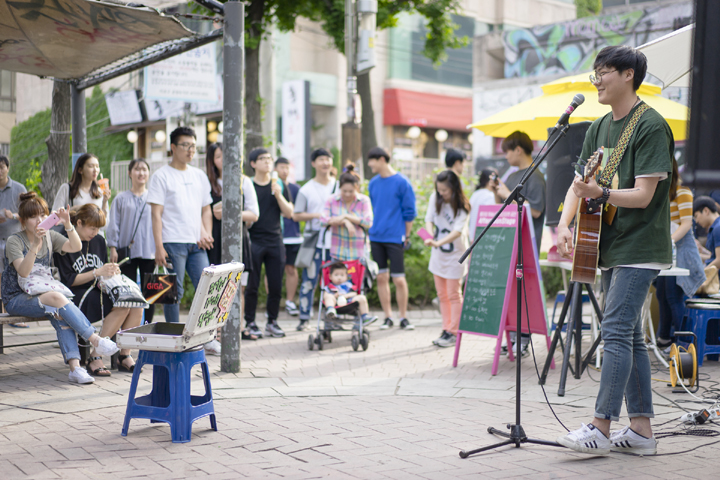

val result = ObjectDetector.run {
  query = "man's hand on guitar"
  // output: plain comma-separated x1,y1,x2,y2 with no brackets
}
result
571,175,603,200
556,225,574,259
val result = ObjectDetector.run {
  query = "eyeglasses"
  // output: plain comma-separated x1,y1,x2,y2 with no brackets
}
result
176,142,197,151
256,155,274,162
589,70,617,85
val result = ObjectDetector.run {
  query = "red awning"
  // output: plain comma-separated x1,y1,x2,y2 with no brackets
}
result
383,88,472,131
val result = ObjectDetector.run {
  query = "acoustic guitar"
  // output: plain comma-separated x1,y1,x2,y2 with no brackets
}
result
571,148,604,284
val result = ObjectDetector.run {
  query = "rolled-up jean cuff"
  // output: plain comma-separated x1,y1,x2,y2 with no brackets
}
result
594,411,655,422
627,412,655,419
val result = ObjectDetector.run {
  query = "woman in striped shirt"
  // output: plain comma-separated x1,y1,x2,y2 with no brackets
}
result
320,164,373,261
655,159,706,348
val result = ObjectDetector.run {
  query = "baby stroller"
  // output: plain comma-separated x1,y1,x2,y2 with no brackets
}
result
308,231,371,351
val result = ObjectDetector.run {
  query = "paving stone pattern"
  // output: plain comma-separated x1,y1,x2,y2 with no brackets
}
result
1,308,719,479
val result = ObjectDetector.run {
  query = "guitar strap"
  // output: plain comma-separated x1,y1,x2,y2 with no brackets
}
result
595,102,651,225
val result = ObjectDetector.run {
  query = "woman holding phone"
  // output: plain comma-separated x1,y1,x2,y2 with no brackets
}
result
424,170,470,348
106,158,156,323
52,153,111,218
55,204,143,376
2,193,118,384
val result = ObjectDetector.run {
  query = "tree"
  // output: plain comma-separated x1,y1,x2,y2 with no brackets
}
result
204,0,466,170
575,0,602,18
41,80,71,202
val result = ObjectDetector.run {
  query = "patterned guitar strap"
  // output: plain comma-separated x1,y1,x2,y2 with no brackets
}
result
595,102,651,225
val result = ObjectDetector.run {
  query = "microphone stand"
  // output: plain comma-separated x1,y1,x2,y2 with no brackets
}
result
458,123,571,458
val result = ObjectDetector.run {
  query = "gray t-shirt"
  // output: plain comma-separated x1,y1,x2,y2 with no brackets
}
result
293,178,337,248
504,167,546,251
0,178,27,242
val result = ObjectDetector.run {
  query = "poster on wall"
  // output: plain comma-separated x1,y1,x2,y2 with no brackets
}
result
280,80,311,182
144,43,218,103
105,90,143,125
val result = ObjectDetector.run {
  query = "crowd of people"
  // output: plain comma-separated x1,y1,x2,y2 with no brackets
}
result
0,123,556,386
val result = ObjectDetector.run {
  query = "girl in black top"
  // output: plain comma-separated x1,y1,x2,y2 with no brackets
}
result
55,204,143,376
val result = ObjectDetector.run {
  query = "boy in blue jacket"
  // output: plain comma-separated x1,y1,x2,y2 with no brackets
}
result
367,147,417,330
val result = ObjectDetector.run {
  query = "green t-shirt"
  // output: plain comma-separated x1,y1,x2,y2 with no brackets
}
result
579,103,674,268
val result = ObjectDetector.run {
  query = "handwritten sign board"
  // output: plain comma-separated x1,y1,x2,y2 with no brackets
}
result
453,205,551,375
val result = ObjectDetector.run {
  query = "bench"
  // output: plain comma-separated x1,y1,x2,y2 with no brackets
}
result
0,314,58,354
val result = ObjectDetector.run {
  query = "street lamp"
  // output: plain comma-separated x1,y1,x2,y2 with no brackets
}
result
127,130,138,143
435,129,448,143
154,130,166,143
407,126,421,139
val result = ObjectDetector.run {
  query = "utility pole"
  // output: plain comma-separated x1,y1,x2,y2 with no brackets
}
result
220,0,244,373
341,0,362,174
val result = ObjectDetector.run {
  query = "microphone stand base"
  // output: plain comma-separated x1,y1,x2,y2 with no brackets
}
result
459,424,563,458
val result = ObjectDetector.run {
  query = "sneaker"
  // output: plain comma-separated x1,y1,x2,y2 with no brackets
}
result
285,300,300,316
433,331,448,346
656,337,673,349
399,318,415,330
326,307,337,320
69,367,95,384
609,426,657,455
296,319,309,331
247,322,263,338
436,333,457,348
379,318,394,330
94,337,119,356
556,423,610,455
265,322,286,338
361,314,378,326
204,339,221,356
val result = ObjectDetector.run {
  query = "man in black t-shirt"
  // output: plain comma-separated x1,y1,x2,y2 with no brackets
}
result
245,148,294,338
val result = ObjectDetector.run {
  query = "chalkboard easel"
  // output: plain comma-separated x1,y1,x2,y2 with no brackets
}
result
453,205,552,375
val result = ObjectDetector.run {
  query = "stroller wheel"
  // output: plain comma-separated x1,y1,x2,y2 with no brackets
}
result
351,332,360,351
360,332,369,351
307,334,314,351
317,332,324,350
323,330,332,343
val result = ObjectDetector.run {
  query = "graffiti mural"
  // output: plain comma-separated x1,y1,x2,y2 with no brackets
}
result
504,2,694,78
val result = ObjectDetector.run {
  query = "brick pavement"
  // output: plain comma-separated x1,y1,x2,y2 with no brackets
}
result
1,308,719,479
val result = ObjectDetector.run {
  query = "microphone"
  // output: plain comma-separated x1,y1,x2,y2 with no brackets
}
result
551,94,585,133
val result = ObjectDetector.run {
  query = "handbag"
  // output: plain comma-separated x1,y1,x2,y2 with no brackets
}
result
116,200,146,261
98,274,149,308
142,265,178,304
294,230,320,269
18,263,74,298
696,265,720,296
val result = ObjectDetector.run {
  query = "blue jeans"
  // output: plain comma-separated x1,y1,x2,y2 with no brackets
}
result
163,243,209,323
6,293,95,364
298,247,328,320
655,275,687,340
595,267,658,422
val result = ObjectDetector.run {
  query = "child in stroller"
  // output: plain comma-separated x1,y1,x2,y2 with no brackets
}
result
308,260,377,351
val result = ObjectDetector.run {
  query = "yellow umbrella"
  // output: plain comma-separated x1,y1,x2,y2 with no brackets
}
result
470,72,689,140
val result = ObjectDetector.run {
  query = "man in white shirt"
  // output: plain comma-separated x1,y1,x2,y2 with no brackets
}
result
293,148,337,330
147,126,213,323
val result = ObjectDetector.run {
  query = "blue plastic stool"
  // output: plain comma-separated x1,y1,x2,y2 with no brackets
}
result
683,303,720,366
121,347,217,443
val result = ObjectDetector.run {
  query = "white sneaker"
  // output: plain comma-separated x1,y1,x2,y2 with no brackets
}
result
204,339,221,356
556,423,610,455
609,426,657,455
69,367,95,384
94,337,119,356
436,333,457,348
285,300,300,316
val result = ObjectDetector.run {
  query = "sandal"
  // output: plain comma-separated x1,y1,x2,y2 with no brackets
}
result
241,329,258,341
117,355,135,373
86,356,111,377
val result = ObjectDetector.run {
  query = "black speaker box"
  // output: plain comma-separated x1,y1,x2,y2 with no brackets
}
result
544,122,592,226
682,0,720,190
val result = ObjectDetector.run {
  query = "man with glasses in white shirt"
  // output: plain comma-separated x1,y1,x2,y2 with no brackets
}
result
147,126,214,324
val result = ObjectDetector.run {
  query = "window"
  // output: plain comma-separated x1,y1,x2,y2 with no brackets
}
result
0,70,15,113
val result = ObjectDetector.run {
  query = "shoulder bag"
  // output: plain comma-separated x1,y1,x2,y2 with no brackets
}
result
116,200,146,261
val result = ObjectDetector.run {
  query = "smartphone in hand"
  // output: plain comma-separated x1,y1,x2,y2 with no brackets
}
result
38,213,60,230
417,227,434,241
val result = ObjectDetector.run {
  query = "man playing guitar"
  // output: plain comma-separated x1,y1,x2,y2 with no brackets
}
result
555,45,674,456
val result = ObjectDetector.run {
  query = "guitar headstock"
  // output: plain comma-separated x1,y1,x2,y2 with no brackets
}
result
583,147,604,183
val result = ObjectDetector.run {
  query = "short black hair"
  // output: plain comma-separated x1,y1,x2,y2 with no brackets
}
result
310,148,332,162
275,157,290,166
593,45,647,91
693,196,718,215
329,261,347,275
444,148,465,169
249,147,270,164
367,146,390,163
128,158,149,175
0,155,8,168
501,131,533,156
170,126,196,145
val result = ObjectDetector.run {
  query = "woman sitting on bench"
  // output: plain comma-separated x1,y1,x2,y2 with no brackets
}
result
55,204,143,376
1,192,119,384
